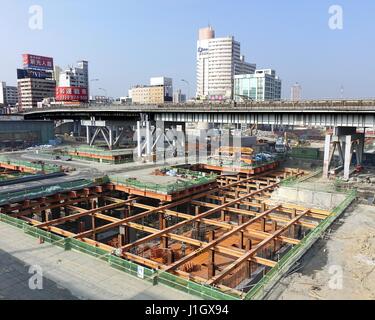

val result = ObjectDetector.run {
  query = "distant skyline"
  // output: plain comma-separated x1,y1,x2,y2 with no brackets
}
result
1,0,375,99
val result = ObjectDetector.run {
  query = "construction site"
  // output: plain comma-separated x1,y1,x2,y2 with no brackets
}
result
1,120,371,301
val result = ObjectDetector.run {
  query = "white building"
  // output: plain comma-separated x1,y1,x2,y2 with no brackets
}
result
0,82,18,107
59,60,89,90
291,82,302,101
234,69,282,101
196,26,256,101
173,89,187,103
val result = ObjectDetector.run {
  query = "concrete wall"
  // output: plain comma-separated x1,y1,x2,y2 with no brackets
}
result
270,186,347,211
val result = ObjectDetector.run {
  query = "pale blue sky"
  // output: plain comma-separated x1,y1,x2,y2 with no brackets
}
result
0,0,374,99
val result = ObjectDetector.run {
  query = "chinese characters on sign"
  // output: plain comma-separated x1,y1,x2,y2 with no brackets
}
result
56,87,88,102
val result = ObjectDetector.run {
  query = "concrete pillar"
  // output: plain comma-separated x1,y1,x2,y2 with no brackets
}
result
344,135,353,180
323,134,332,179
146,121,151,158
137,121,142,158
86,126,91,144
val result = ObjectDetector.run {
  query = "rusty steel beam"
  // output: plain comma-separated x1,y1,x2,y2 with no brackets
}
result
36,198,137,228
207,210,311,285
66,205,278,268
163,206,281,273
103,197,300,245
74,178,281,240
118,184,280,254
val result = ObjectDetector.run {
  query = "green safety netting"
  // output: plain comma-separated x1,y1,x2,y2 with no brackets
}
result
109,168,217,195
0,156,61,173
0,179,95,206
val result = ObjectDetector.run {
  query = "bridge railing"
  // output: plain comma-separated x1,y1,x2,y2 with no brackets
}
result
23,99,375,114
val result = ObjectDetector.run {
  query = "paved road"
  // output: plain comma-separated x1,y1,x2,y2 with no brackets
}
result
0,222,198,300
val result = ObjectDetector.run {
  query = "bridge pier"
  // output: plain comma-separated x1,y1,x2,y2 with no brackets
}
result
135,119,188,164
323,127,365,180
81,119,128,150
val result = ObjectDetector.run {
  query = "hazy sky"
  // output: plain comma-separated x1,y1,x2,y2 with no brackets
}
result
0,0,374,99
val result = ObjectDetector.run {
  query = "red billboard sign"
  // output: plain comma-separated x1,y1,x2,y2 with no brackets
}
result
23,54,54,70
56,87,88,102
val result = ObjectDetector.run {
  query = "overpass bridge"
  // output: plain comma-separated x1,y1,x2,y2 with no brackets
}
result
23,100,375,180
24,99,375,127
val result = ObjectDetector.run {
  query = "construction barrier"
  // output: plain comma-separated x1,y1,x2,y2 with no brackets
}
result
158,271,240,300
289,147,320,160
0,156,62,173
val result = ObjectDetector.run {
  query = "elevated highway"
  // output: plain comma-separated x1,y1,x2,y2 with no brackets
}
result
24,99,375,127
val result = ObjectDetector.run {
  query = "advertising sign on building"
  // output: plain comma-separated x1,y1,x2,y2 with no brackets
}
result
55,87,88,102
23,54,54,70
17,69,51,80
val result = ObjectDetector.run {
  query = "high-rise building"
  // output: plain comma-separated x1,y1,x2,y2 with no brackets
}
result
291,82,302,101
17,54,56,110
234,69,282,101
196,26,255,101
173,89,187,103
56,61,89,103
0,82,18,106
58,61,89,90
18,78,56,109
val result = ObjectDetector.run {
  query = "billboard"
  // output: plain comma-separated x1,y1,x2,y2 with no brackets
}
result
55,87,88,102
17,68,51,80
23,54,54,70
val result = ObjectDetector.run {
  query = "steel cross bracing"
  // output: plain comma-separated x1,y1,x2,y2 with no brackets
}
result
0,168,330,292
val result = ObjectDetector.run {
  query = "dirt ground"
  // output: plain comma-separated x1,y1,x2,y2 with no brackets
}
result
268,203,375,300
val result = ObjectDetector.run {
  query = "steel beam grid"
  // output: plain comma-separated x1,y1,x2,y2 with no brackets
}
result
0,168,330,292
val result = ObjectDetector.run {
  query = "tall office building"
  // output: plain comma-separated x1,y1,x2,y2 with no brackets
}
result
173,89,187,103
59,61,89,88
196,26,255,100
18,78,56,109
17,54,56,110
57,60,89,103
0,82,18,106
291,82,302,101
234,69,282,101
